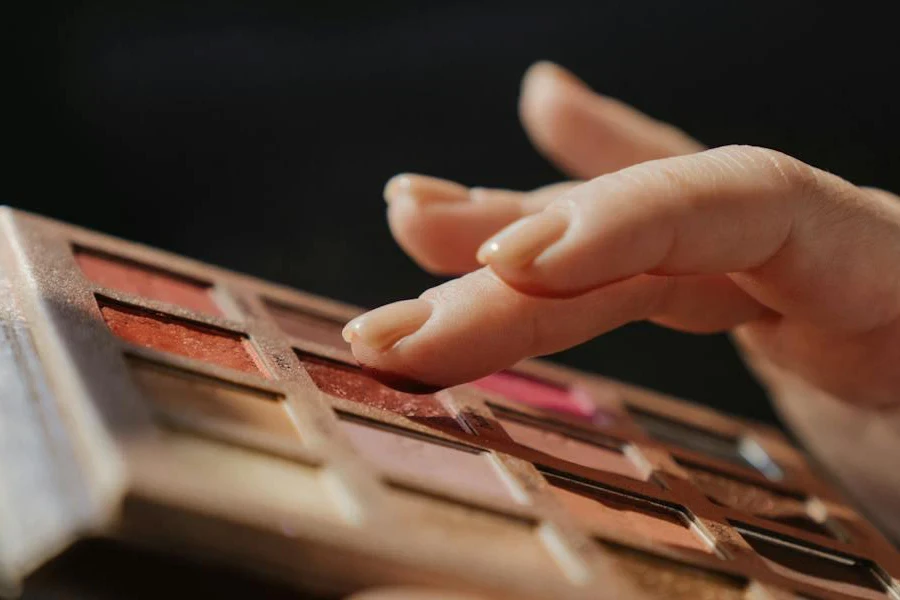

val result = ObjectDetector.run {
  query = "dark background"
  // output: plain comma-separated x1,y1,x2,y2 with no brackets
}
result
8,1,899,425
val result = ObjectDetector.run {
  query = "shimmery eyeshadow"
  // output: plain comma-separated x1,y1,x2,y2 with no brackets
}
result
546,475,713,553
472,371,603,421
100,301,265,375
297,353,462,432
263,299,348,351
339,418,518,504
603,543,747,600
75,248,220,315
680,462,834,538
128,357,297,438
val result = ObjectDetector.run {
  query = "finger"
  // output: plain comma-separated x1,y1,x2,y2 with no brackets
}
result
385,174,577,274
477,145,900,333
342,268,765,389
346,586,494,600
862,185,900,203
519,62,704,179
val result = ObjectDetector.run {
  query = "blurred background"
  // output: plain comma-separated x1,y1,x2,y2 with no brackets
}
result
8,1,899,426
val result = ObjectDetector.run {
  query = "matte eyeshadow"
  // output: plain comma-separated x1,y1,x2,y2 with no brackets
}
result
682,463,832,537
472,371,599,420
263,299,348,351
128,357,298,438
498,415,646,481
604,543,746,600
547,476,712,553
75,249,220,315
339,419,517,504
737,528,889,599
100,303,265,375
298,354,462,431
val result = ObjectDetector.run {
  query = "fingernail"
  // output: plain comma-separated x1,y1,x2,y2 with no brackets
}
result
342,299,433,351
383,174,469,205
524,61,587,91
476,211,569,267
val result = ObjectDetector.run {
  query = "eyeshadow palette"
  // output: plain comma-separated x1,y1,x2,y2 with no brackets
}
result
1,207,898,600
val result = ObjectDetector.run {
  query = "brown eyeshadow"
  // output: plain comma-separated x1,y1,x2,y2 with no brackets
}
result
681,462,834,537
497,413,646,481
263,299,348,351
736,527,889,599
100,302,265,375
75,248,221,316
603,543,746,600
128,357,298,438
297,353,462,432
546,474,712,553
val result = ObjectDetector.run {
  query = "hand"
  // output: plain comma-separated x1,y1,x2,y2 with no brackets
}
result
342,62,900,538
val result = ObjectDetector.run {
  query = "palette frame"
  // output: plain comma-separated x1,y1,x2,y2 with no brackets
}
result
1,207,899,600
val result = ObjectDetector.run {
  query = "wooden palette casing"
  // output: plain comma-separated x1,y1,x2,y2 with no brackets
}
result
1,207,898,600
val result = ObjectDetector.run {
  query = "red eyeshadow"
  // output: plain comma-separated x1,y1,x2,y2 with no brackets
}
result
75,248,221,316
297,353,462,432
472,371,610,423
100,302,265,375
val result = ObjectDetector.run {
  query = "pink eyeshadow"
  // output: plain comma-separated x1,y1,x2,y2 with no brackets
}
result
499,416,646,481
298,353,463,432
339,419,517,504
100,302,265,375
75,248,221,316
472,371,604,421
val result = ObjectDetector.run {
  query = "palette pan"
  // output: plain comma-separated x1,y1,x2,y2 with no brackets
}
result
2,208,898,600
627,405,783,480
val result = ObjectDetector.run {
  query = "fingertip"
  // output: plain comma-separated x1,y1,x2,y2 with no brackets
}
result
383,173,413,203
383,173,469,205
520,61,588,117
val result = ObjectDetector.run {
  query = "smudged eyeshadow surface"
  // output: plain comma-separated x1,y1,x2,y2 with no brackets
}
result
471,372,600,420
75,248,221,315
547,475,712,553
339,418,518,504
736,528,889,599
100,303,265,375
682,463,833,537
263,299,348,350
603,543,747,600
498,414,646,481
298,353,462,432
128,357,298,438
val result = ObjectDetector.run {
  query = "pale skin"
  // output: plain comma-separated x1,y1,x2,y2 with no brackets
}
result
342,62,900,598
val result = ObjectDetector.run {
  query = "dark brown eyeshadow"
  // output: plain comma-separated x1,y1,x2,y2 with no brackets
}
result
626,405,782,479
735,525,890,597
296,352,463,432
